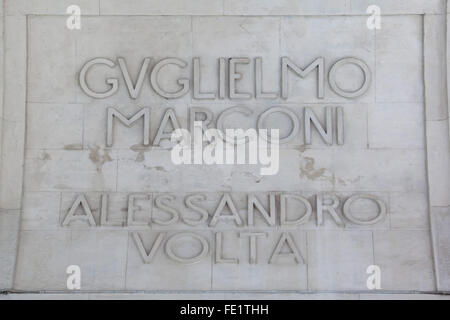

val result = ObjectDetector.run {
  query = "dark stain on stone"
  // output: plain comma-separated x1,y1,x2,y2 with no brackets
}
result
41,152,51,160
64,144,83,150
300,156,326,180
88,145,112,171
144,165,167,172
130,144,146,162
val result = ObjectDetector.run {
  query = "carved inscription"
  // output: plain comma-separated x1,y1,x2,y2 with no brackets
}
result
106,105,345,147
61,192,388,265
79,57,371,100
59,55,378,267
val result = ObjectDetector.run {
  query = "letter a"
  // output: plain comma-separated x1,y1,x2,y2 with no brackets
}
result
269,233,304,264
209,194,243,227
153,109,181,146
62,194,96,226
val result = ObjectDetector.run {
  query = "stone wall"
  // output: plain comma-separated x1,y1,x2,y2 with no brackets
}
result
0,0,449,299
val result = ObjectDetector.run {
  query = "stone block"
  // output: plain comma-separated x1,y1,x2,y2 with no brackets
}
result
376,16,423,103
22,192,61,230
100,0,223,15
28,16,77,103
68,230,128,290
307,230,374,290
14,230,71,290
26,103,84,149
373,230,435,291
24,150,117,192
368,103,425,149
389,192,429,229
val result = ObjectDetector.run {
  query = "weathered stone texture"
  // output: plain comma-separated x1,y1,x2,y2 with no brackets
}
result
0,0,448,298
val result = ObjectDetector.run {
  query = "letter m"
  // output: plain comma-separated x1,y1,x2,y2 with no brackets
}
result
106,107,150,147
281,57,324,99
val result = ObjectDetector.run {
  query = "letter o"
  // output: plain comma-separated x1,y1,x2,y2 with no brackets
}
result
343,194,386,225
257,107,299,144
328,58,371,98
165,232,209,264
216,106,253,145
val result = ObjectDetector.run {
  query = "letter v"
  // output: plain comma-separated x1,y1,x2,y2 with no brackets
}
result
118,57,151,99
132,232,165,263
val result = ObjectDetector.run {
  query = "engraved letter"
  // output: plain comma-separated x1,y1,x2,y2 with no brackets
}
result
203,128,224,165
248,194,276,226
193,58,215,99
316,194,343,226
165,233,209,264
240,232,267,264
255,57,277,99
118,57,151,99
343,194,387,225
229,58,251,99
281,57,324,99
171,128,192,165
216,106,253,149
280,194,312,226
100,193,122,226
132,232,165,263
219,58,227,99
304,107,333,145
257,106,299,144
153,194,180,226
79,58,119,99
183,194,209,226
150,58,189,98
106,107,150,147
62,194,96,226
153,109,181,147
190,107,214,135
329,58,371,98
215,232,238,264
269,233,304,264
209,194,243,227
127,194,151,226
